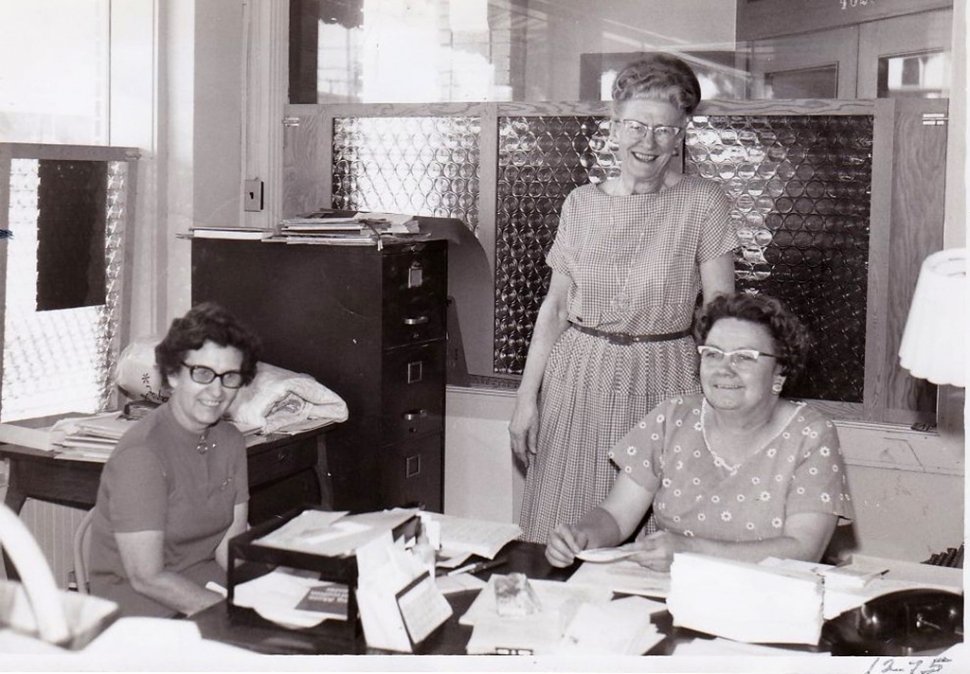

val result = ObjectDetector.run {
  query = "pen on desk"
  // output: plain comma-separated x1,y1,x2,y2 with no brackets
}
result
446,557,507,577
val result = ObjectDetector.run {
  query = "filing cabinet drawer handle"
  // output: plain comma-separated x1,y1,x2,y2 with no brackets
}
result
404,316,429,326
403,409,428,421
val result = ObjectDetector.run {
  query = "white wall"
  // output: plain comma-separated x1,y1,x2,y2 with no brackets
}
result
141,0,246,333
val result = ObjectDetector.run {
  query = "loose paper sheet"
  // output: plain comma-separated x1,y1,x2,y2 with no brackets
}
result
428,513,522,559
567,559,671,598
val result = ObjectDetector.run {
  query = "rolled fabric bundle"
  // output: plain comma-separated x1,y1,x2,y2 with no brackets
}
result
228,362,349,433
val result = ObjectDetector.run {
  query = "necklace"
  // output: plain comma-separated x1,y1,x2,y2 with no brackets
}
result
699,400,743,475
608,195,651,312
195,429,215,455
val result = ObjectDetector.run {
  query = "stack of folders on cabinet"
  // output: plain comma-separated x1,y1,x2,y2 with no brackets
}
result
278,211,427,248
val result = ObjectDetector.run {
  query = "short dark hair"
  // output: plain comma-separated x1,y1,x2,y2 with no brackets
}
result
155,302,261,386
611,53,702,117
692,293,812,380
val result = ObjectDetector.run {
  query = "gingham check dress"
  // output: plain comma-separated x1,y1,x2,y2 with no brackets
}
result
519,177,738,543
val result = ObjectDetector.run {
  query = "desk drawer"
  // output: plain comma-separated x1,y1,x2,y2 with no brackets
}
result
379,434,443,512
247,436,318,488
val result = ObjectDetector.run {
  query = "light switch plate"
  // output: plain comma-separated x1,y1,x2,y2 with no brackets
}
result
244,179,263,212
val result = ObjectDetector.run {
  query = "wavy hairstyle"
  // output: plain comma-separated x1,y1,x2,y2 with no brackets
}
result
692,293,812,381
155,302,261,386
611,53,702,118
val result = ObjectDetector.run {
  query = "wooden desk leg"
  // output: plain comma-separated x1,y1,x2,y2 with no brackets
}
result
314,436,335,511
2,460,29,580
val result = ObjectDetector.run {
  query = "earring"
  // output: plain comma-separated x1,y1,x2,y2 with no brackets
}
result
672,148,680,157
771,379,784,395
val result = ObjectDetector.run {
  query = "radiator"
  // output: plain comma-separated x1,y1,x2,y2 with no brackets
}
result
0,484,86,589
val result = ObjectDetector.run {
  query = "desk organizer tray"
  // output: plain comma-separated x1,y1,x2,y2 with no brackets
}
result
225,505,419,654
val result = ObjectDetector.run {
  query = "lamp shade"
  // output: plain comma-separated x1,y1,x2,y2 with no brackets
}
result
898,248,966,387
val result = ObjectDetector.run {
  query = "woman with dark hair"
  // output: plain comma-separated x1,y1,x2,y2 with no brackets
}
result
511,53,738,543
545,294,853,570
88,302,261,617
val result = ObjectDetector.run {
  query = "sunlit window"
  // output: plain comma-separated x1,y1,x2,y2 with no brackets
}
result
294,0,516,103
0,0,109,144
878,51,948,98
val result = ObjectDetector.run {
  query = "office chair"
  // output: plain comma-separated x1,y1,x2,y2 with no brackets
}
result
72,509,95,595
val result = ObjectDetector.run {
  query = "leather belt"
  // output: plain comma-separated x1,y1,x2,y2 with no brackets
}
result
570,322,691,345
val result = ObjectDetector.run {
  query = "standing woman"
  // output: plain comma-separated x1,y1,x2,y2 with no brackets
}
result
88,302,260,617
511,54,738,543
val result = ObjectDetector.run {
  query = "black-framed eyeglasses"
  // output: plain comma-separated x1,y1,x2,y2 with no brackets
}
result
181,362,245,388
617,119,684,143
697,345,780,370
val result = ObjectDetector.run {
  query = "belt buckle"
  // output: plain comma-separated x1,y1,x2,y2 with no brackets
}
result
611,332,633,345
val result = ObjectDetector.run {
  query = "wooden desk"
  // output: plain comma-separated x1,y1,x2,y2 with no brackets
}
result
0,427,334,578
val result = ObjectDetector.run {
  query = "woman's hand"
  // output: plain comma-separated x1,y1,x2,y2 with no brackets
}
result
621,531,683,572
545,523,589,568
509,396,539,468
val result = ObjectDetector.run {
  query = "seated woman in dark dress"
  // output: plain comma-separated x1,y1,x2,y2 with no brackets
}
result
88,302,260,617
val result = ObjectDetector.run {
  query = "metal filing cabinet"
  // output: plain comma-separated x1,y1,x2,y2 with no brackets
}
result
191,238,447,513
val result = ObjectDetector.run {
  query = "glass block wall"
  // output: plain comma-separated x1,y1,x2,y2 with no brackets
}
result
494,116,619,373
332,116,482,231
689,115,872,402
2,157,129,421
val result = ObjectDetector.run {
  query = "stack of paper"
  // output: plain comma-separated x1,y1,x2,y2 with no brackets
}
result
48,413,260,463
52,413,140,461
666,552,825,645
427,513,522,560
279,211,425,247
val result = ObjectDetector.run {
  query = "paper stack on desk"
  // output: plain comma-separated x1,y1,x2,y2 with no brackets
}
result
666,552,825,645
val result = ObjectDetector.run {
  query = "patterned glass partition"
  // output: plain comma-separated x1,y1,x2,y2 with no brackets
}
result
331,116,482,231
3,155,132,421
494,116,618,374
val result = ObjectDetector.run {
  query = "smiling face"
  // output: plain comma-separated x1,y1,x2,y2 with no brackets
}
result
168,340,244,434
612,98,686,192
700,318,785,417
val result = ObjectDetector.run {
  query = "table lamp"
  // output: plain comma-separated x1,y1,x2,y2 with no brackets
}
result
898,248,966,442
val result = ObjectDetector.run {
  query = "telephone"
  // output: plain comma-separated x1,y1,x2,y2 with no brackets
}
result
821,589,963,656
